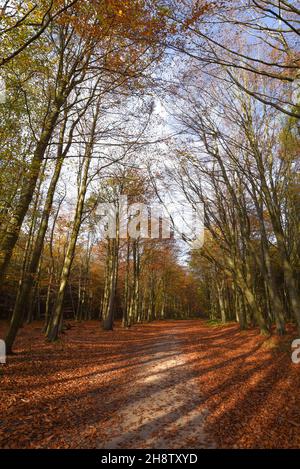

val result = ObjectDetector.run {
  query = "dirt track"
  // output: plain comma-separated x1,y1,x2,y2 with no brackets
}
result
99,327,214,449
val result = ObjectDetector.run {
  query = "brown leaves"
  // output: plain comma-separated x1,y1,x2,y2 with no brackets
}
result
186,322,300,448
0,320,299,448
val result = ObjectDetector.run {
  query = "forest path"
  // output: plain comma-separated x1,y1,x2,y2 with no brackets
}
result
1,320,299,449
98,325,215,449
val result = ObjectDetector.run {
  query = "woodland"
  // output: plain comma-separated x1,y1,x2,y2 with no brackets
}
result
0,0,299,451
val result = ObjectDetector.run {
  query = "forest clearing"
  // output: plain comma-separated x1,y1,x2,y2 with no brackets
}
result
0,0,299,458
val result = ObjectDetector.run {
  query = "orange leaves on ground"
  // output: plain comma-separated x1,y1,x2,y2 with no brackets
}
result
0,320,299,448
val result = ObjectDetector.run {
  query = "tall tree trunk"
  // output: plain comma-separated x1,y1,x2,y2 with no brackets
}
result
102,236,119,331
46,103,99,341
4,146,65,353
0,95,66,286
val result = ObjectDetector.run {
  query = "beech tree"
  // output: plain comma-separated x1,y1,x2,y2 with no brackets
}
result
166,60,299,334
0,1,298,357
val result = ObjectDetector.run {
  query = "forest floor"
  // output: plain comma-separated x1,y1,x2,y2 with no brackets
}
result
0,319,300,449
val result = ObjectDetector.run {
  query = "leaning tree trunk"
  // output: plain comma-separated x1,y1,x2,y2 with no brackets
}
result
228,255,269,335
4,146,65,353
0,93,67,287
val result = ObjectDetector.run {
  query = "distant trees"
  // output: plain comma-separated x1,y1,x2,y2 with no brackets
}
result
98,169,200,331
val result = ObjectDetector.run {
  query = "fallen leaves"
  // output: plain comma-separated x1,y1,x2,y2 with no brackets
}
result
0,320,299,448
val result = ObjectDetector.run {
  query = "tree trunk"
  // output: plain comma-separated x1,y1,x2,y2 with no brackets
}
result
46,104,98,341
